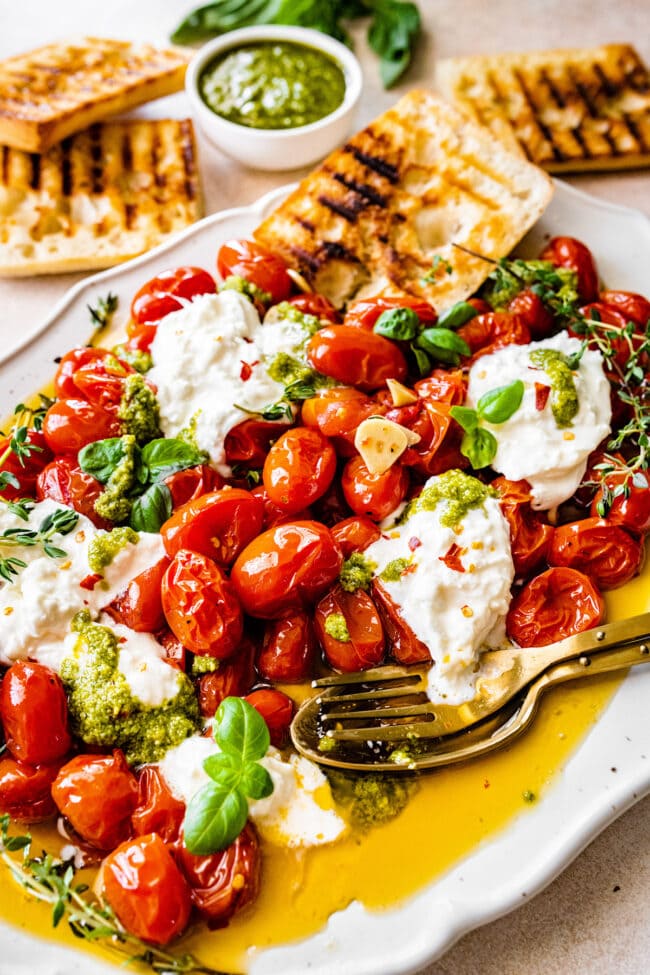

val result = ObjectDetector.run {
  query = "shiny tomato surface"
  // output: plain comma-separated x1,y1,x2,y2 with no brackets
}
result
224,419,291,468
162,550,243,658
493,477,554,579
36,456,111,528
258,611,317,683
161,488,264,566
306,325,407,391
54,347,109,399
72,356,135,411
42,398,121,454
548,518,644,590
131,766,185,844
341,456,409,521
51,751,138,850
599,289,650,327
0,661,71,765
507,289,555,340
217,239,292,304
330,515,382,557
130,266,216,326
343,295,437,330
372,581,432,665
0,430,52,501
251,485,313,528
163,464,224,509
106,556,170,632
263,427,336,513
0,757,61,821
245,688,295,747
539,236,599,302
506,567,605,647
288,293,340,323
198,637,256,718
314,585,385,672
591,470,650,534
301,386,381,455
457,312,530,359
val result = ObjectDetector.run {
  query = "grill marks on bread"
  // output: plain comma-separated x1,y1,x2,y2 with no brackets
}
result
254,90,553,310
435,44,650,172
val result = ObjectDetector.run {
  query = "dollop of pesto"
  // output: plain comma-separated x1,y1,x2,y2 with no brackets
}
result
326,769,418,830
88,526,139,573
324,612,351,643
339,552,377,593
93,434,139,523
191,654,220,675
379,557,412,583
199,42,346,130
271,302,320,336
60,612,200,765
403,469,495,529
482,259,579,311
529,348,579,428
113,344,153,374
220,274,271,308
118,374,160,445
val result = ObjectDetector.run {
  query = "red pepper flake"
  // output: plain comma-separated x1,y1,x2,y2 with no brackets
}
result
408,536,422,551
439,542,465,573
79,573,103,591
535,383,551,411
402,562,418,576
240,360,258,381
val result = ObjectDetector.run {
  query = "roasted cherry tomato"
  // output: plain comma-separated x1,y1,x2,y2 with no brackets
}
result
162,550,244,658
371,581,431,665
224,419,291,468
131,766,185,844
306,326,407,391
245,688,295,747
457,312,530,359
198,637,256,718
54,347,109,399
0,661,71,765
51,751,138,850
42,398,121,454
231,521,343,619
573,302,647,371
301,386,382,456
341,456,409,521
175,822,260,927
343,295,437,331
162,488,264,567
163,464,224,510
263,427,337,514
390,399,466,478
72,355,135,411
330,515,382,557
217,239,292,304
258,611,317,683
122,323,158,354
0,430,52,501
251,485,312,528
493,477,554,579
507,289,555,340
314,584,385,672
106,556,170,632
414,368,466,405
539,236,599,303
103,833,192,944
0,757,61,822
591,470,650,534
506,567,605,647
36,456,111,529
288,293,340,323
130,266,216,326
599,290,650,328
548,517,643,590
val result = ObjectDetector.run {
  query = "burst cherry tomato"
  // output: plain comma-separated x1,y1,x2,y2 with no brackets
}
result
161,488,264,566
414,368,466,405
301,387,382,456
506,567,605,647
72,355,136,411
539,236,599,303
130,266,216,326
103,833,192,944
391,399,466,478
258,611,317,683
175,822,260,926
123,323,158,354
42,398,121,454
161,550,243,658
372,581,431,665
591,469,650,534
341,456,409,521
231,521,343,619
131,766,185,844
0,661,71,765
0,430,51,501
217,239,292,304
306,325,407,391
198,637,256,717
163,464,224,509
457,312,530,359
314,585,385,672
548,517,643,590
507,289,555,340
343,295,437,331
0,757,61,822
263,427,337,514
106,556,170,632
330,515,382,557
224,419,292,468
288,293,340,323
573,303,646,370
54,348,109,399
51,751,138,850
251,485,312,528
245,688,295,747
599,290,650,328
36,456,111,529
493,477,554,579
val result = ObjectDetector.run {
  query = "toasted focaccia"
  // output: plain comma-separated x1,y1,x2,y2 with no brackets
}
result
254,90,553,311
435,44,650,172
0,37,189,153
0,118,202,277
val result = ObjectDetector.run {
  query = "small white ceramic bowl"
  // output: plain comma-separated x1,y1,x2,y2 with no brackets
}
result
185,25,363,171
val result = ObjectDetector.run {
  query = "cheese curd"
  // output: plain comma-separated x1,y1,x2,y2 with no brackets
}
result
149,292,313,476
364,477,514,704
158,736,347,848
467,333,611,510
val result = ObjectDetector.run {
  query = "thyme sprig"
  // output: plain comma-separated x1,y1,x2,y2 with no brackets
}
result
0,396,54,494
88,292,118,334
0,815,224,974
0,506,79,581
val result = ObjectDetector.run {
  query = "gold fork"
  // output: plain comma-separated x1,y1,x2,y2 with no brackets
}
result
291,636,650,772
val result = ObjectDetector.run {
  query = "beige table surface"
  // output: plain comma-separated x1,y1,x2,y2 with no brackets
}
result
1,1,650,973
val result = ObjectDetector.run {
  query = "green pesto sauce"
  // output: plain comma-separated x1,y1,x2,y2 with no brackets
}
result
118,374,160,445
61,612,200,765
220,274,271,308
483,260,579,310
113,344,153,374
267,352,314,386
88,526,138,573
191,654,220,675
379,557,412,583
326,770,417,830
272,302,321,337
199,42,346,130
324,612,351,643
529,348,579,428
93,434,139,524
404,469,494,529
339,552,377,593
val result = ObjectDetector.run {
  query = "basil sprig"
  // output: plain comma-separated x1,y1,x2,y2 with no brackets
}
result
373,301,476,373
450,380,524,469
183,698,274,855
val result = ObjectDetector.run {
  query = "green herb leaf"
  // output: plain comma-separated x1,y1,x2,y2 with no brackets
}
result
88,293,118,333
203,752,243,790
214,697,270,763
240,762,274,800
460,427,498,469
411,346,431,376
78,438,129,484
129,483,173,533
436,301,478,330
141,438,204,481
477,379,524,424
449,405,479,433
415,327,471,365
373,307,421,341
183,781,249,855
367,0,421,87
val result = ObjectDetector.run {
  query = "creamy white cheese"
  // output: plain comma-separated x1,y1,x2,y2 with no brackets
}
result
158,736,347,848
149,292,309,476
365,479,514,704
0,500,164,668
105,619,183,707
466,332,612,510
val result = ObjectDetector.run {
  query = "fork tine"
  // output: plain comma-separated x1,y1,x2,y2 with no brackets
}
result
313,664,423,688
322,702,436,722
326,721,442,743
320,685,428,704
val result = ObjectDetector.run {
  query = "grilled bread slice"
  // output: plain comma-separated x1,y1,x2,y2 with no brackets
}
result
254,89,553,310
435,44,650,172
0,118,201,276
0,37,189,153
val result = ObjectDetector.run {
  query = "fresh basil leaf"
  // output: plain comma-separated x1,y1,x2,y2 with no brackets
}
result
78,438,126,484
183,781,248,855
416,328,471,365
373,307,421,341
215,697,271,763
461,428,498,469
437,301,478,330
129,483,173,533
240,761,274,800
368,0,421,88
449,405,479,433
477,379,524,425
203,752,242,791
141,438,203,481
411,346,431,377
170,0,278,43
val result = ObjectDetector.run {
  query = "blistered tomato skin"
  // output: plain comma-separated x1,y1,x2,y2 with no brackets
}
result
0,430,52,501
106,556,170,633
231,520,343,619
507,289,555,340
161,488,264,566
163,464,224,509
258,611,317,683
344,295,437,331
288,293,340,323
263,427,337,514
54,348,108,399
245,688,295,747
217,239,292,304
51,751,139,850
306,325,408,391
599,290,650,328
36,456,111,529
42,398,121,454
372,581,432,665
131,766,185,844
103,833,192,945
493,477,554,580
539,236,599,303
314,585,385,672
0,757,61,822
506,567,605,648
548,518,643,590
130,266,216,326
341,456,409,522
330,516,382,557
301,387,381,455
457,312,530,359
0,661,72,766
224,419,292,468
198,637,256,718
591,470,650,534
161,549,244,658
